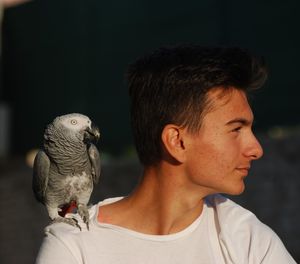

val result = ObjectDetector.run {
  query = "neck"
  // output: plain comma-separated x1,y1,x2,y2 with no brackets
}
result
115,161,207,235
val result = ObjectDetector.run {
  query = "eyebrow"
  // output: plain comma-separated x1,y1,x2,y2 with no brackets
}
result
225,118,253,126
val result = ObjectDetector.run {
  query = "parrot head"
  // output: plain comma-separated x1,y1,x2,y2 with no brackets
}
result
45,113,100,144
83,122,100,144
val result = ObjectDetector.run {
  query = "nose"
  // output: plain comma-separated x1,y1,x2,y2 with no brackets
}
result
244,133,264,160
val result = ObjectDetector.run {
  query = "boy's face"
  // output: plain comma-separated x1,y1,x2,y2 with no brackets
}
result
184,87,263,195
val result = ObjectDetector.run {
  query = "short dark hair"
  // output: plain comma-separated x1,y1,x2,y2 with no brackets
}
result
126,45,267,166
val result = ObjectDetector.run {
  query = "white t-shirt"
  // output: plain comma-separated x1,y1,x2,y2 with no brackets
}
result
35,194,296,264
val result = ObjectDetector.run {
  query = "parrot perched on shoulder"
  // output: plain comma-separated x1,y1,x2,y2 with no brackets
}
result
32,113,101,230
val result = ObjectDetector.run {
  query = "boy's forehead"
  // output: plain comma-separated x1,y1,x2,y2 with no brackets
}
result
206,87,240,108
203,87,254,124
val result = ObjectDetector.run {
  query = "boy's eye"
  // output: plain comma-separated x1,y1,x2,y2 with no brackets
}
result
232,126,242,132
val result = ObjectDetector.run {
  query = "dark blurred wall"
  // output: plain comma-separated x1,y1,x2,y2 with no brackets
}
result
2,0,300,155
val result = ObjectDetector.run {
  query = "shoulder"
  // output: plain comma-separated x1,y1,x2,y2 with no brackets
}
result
36,221,85,263
43,197,123,236
205,194,272,242
206,194,259,220
205,194,296,263
206,194,271,230
42,203,99,247
36,203,101,263
44,199,102,235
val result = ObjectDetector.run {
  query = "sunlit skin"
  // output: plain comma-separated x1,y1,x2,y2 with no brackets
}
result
97,87,263,235
183,87,263,196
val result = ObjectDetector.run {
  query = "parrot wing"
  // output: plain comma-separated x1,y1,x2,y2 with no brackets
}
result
88,143,101,184
32,150,50,204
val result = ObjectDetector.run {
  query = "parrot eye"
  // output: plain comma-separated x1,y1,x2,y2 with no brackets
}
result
70,119,78,125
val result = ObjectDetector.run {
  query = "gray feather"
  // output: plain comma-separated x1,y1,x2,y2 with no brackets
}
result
88,143,101,184
32,150,50,203
32,113,101,229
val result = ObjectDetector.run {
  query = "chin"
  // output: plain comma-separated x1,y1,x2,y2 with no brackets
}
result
225,183,245,196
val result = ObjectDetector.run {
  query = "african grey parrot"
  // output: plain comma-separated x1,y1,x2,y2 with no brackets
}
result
32,113,101,230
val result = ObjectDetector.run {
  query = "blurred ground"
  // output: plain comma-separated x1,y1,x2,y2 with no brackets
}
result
0,133,299,263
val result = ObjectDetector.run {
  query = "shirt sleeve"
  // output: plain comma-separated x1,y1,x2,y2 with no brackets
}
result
209,195,297,264
35,225,81,264
259,228,297,264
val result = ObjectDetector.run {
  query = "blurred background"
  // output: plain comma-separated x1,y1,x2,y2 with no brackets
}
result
0,0,299,263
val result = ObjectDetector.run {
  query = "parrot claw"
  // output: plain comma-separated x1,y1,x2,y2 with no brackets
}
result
51,216,82,231
77,204,90,230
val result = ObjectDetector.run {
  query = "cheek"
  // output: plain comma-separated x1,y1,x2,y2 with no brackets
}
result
189,143,223,175
206,148,231,176
199,141,238,175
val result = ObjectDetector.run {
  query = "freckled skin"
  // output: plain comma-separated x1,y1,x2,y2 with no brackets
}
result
184,88,263,195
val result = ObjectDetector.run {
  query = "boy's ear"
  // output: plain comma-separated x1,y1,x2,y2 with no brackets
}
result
161,124,187,164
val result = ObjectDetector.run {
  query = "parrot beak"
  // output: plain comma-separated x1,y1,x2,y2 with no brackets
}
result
84,123,100,143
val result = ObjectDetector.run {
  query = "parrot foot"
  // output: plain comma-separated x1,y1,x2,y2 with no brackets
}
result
51,216,82,231
77,204,90,230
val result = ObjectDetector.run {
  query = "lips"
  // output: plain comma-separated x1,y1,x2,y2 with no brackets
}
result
236,166,250,176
